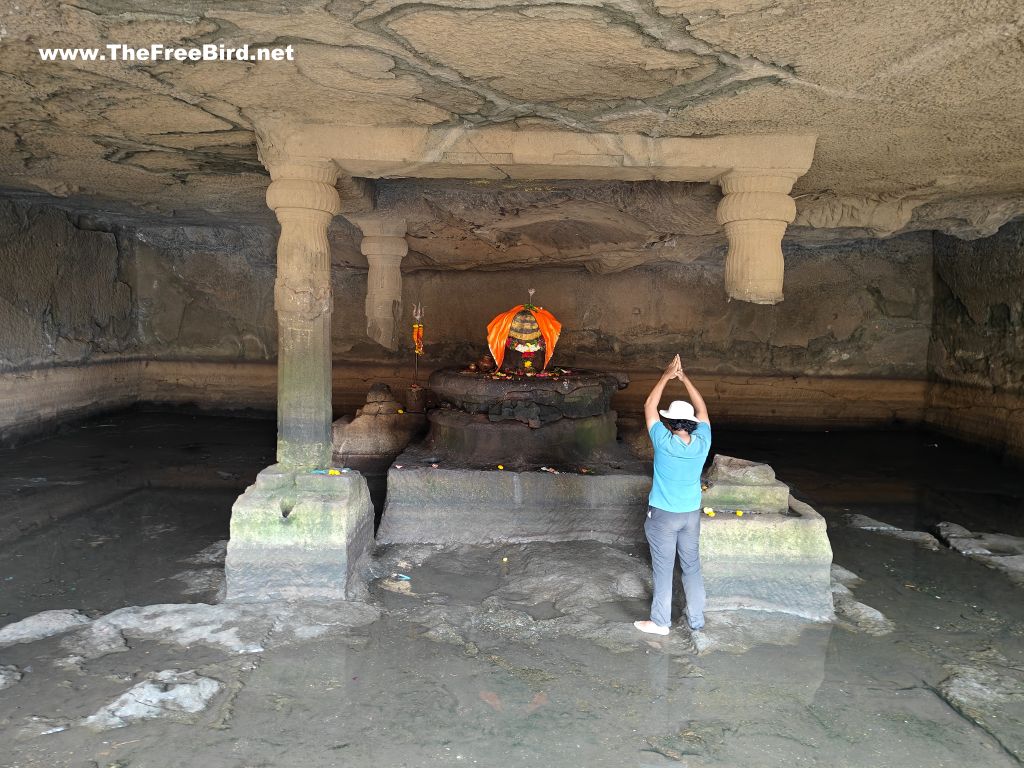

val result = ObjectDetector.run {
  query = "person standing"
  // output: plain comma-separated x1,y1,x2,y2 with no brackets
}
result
634,355,712,635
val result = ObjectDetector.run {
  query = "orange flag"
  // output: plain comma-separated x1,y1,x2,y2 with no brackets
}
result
486,306,562,370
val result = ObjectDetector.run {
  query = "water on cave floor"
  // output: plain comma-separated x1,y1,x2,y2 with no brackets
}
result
0,411,1022,767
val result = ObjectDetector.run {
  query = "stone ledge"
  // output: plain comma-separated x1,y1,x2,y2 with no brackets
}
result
0,361,933,447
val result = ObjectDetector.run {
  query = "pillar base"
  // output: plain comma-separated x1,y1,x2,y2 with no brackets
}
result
225,464,374,602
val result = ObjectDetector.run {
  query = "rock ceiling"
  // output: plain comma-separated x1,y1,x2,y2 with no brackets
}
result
2,0,1023,270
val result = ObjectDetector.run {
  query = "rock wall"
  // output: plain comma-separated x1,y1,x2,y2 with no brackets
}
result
378,236,933,378
0,200,133,371
927,221,1024,460
0,200,140,442
128,226,278,361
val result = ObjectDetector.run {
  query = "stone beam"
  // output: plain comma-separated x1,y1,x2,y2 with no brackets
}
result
350,216,408,350
254,123,815,304
265,159,341,469
254,123,816,183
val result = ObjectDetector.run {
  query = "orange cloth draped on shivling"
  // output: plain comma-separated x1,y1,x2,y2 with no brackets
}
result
486,304,562,370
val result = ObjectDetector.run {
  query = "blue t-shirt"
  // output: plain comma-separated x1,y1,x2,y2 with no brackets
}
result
648,421,712,513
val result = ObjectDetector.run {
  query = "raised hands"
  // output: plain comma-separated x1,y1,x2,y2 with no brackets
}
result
663,354,682,379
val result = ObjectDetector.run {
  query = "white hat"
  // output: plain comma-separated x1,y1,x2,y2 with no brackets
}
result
659,400,696,420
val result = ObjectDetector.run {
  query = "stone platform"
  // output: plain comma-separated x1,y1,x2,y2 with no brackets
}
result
377,445,651,545
378,450,833,620
226,465,374,602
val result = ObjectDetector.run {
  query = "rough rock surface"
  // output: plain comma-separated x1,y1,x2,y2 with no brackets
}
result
0,609,91,647
0,664,23,691
931,520,1024,585
926,221,1024,460
1,1,1021,239
66,600,382,657
372,541,812,656
60,621,128,662
931,222,1024,395
937,661,1024,762
830,563,863,589
0,200,132,372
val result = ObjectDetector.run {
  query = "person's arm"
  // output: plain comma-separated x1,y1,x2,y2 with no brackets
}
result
645,355,681,431
677,365,710,424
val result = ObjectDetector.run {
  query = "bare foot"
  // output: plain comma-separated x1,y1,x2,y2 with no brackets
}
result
633,620,669,636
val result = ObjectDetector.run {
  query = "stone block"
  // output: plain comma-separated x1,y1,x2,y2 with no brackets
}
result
253,464,294,491
706,454,776,485
295,469,358,492
366,383,393,403
936,521,976,540
225,468,374,602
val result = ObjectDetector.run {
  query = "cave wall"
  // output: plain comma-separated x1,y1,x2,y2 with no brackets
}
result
0,200,141,441
123,221,933,424
0,200,134,371
129,227,933,378
0,195,937,441
927,220,1024,460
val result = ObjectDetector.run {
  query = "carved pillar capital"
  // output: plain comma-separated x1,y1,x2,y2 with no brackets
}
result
265,160,342,220
716,171,798,305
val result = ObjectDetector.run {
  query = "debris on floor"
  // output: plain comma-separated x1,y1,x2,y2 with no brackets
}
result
845,514,942,550
82,669,223,730
0,664,22,691
934,521,1024,585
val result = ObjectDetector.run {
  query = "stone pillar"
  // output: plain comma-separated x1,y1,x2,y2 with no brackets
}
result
354,217,407,350
225,160,374,603
716,172,798,305
266,160,341,469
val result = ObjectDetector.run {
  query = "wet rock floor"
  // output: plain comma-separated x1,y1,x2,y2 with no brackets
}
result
0,411,1023,767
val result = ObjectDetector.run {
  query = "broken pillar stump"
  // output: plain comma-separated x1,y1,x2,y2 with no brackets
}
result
701,496,834,621
701,454,791,514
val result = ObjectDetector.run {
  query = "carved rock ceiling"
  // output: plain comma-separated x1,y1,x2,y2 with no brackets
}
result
1,0,1023,270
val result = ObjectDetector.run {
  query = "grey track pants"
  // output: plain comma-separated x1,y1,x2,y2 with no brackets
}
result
643,505,706,629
